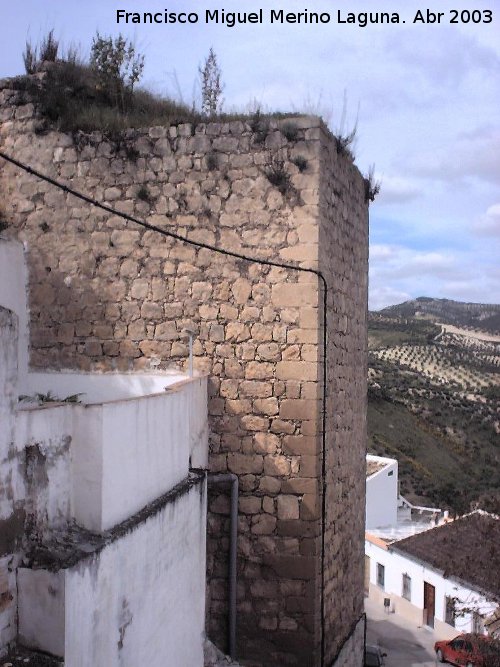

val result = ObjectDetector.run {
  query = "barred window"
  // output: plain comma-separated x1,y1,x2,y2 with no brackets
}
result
376,563,385,589
472,611,484,634
402,573,411,601
445,596,456,627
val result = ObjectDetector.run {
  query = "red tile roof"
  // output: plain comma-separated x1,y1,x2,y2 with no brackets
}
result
393,511,500,601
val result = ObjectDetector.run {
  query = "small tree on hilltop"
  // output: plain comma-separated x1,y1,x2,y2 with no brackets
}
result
199,47,224,117
90,32,144,112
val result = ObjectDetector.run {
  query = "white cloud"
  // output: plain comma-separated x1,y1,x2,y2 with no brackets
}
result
406,127,500,185
370,286,411,311
371,245,459,281
474,203,500,237
369,243,500,309
376,176,422,205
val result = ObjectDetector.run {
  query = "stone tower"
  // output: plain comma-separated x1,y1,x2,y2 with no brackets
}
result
0,77,368,666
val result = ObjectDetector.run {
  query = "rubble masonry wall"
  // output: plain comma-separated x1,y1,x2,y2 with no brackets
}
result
0,82,368,666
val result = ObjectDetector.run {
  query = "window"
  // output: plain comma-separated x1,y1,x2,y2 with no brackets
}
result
445,596,456,627
472,611,484,634
402,573,411,601
376,563,385,589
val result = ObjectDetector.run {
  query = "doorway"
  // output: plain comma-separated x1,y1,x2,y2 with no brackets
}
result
423,581,435,628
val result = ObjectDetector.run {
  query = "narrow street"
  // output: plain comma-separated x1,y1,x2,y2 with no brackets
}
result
365,597,439,666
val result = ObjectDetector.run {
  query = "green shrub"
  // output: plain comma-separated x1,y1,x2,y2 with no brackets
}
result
281,122,298,142
137,185,153,203
199,48,224,116
291,155,308,173
364,170,381,202
23,30,59,74
264,154,291,195
250,109,269,144
90,32,144,113
206,152,219,171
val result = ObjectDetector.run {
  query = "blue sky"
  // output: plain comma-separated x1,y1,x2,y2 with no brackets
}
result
2,0,499,309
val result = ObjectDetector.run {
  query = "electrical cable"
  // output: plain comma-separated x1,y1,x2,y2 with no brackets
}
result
0,149,330,665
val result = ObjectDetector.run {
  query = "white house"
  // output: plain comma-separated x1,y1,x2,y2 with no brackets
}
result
365,454,442,539
365,455,398,530
365,454,500,640
0,240,209,665
365,511,499,639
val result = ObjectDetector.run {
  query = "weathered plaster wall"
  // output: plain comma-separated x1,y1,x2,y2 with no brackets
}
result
0,240,28,388
15,375,207,533
19,405,73,537
0,81,368,666
18,568,65,657
0,306,21,650
17,478,207,666
65,478,206,666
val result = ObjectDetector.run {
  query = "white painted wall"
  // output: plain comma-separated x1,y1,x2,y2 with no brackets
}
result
365,538,497,635
99,390,189,530
0,308,19,520
0,307,21,651
71,406,103,531
64,478,207,667
72,376,207,531
26,370,187,404
366,455,398,529
18,568,65,657
16,374,208,533
0,241,28,389
186,376,209,470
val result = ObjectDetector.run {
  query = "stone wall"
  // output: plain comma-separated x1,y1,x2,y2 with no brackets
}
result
0,80,368,666
318,124,368,663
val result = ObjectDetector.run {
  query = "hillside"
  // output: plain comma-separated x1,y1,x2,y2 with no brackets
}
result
368,298,500,515
380,296,500,333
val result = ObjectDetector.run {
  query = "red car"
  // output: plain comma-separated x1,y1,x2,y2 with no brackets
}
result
434,633,500,666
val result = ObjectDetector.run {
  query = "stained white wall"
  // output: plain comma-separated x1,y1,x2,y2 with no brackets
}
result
0,307,21,651
366,538,497,634
18,569,65,657
64,478,207,667
16,404,74,534
366,456,398,529
0,241,28,388
16,375,208,533
185,377,209,469
0,308,18,520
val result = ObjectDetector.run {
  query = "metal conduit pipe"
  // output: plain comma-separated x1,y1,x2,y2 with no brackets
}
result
207,472,239,661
